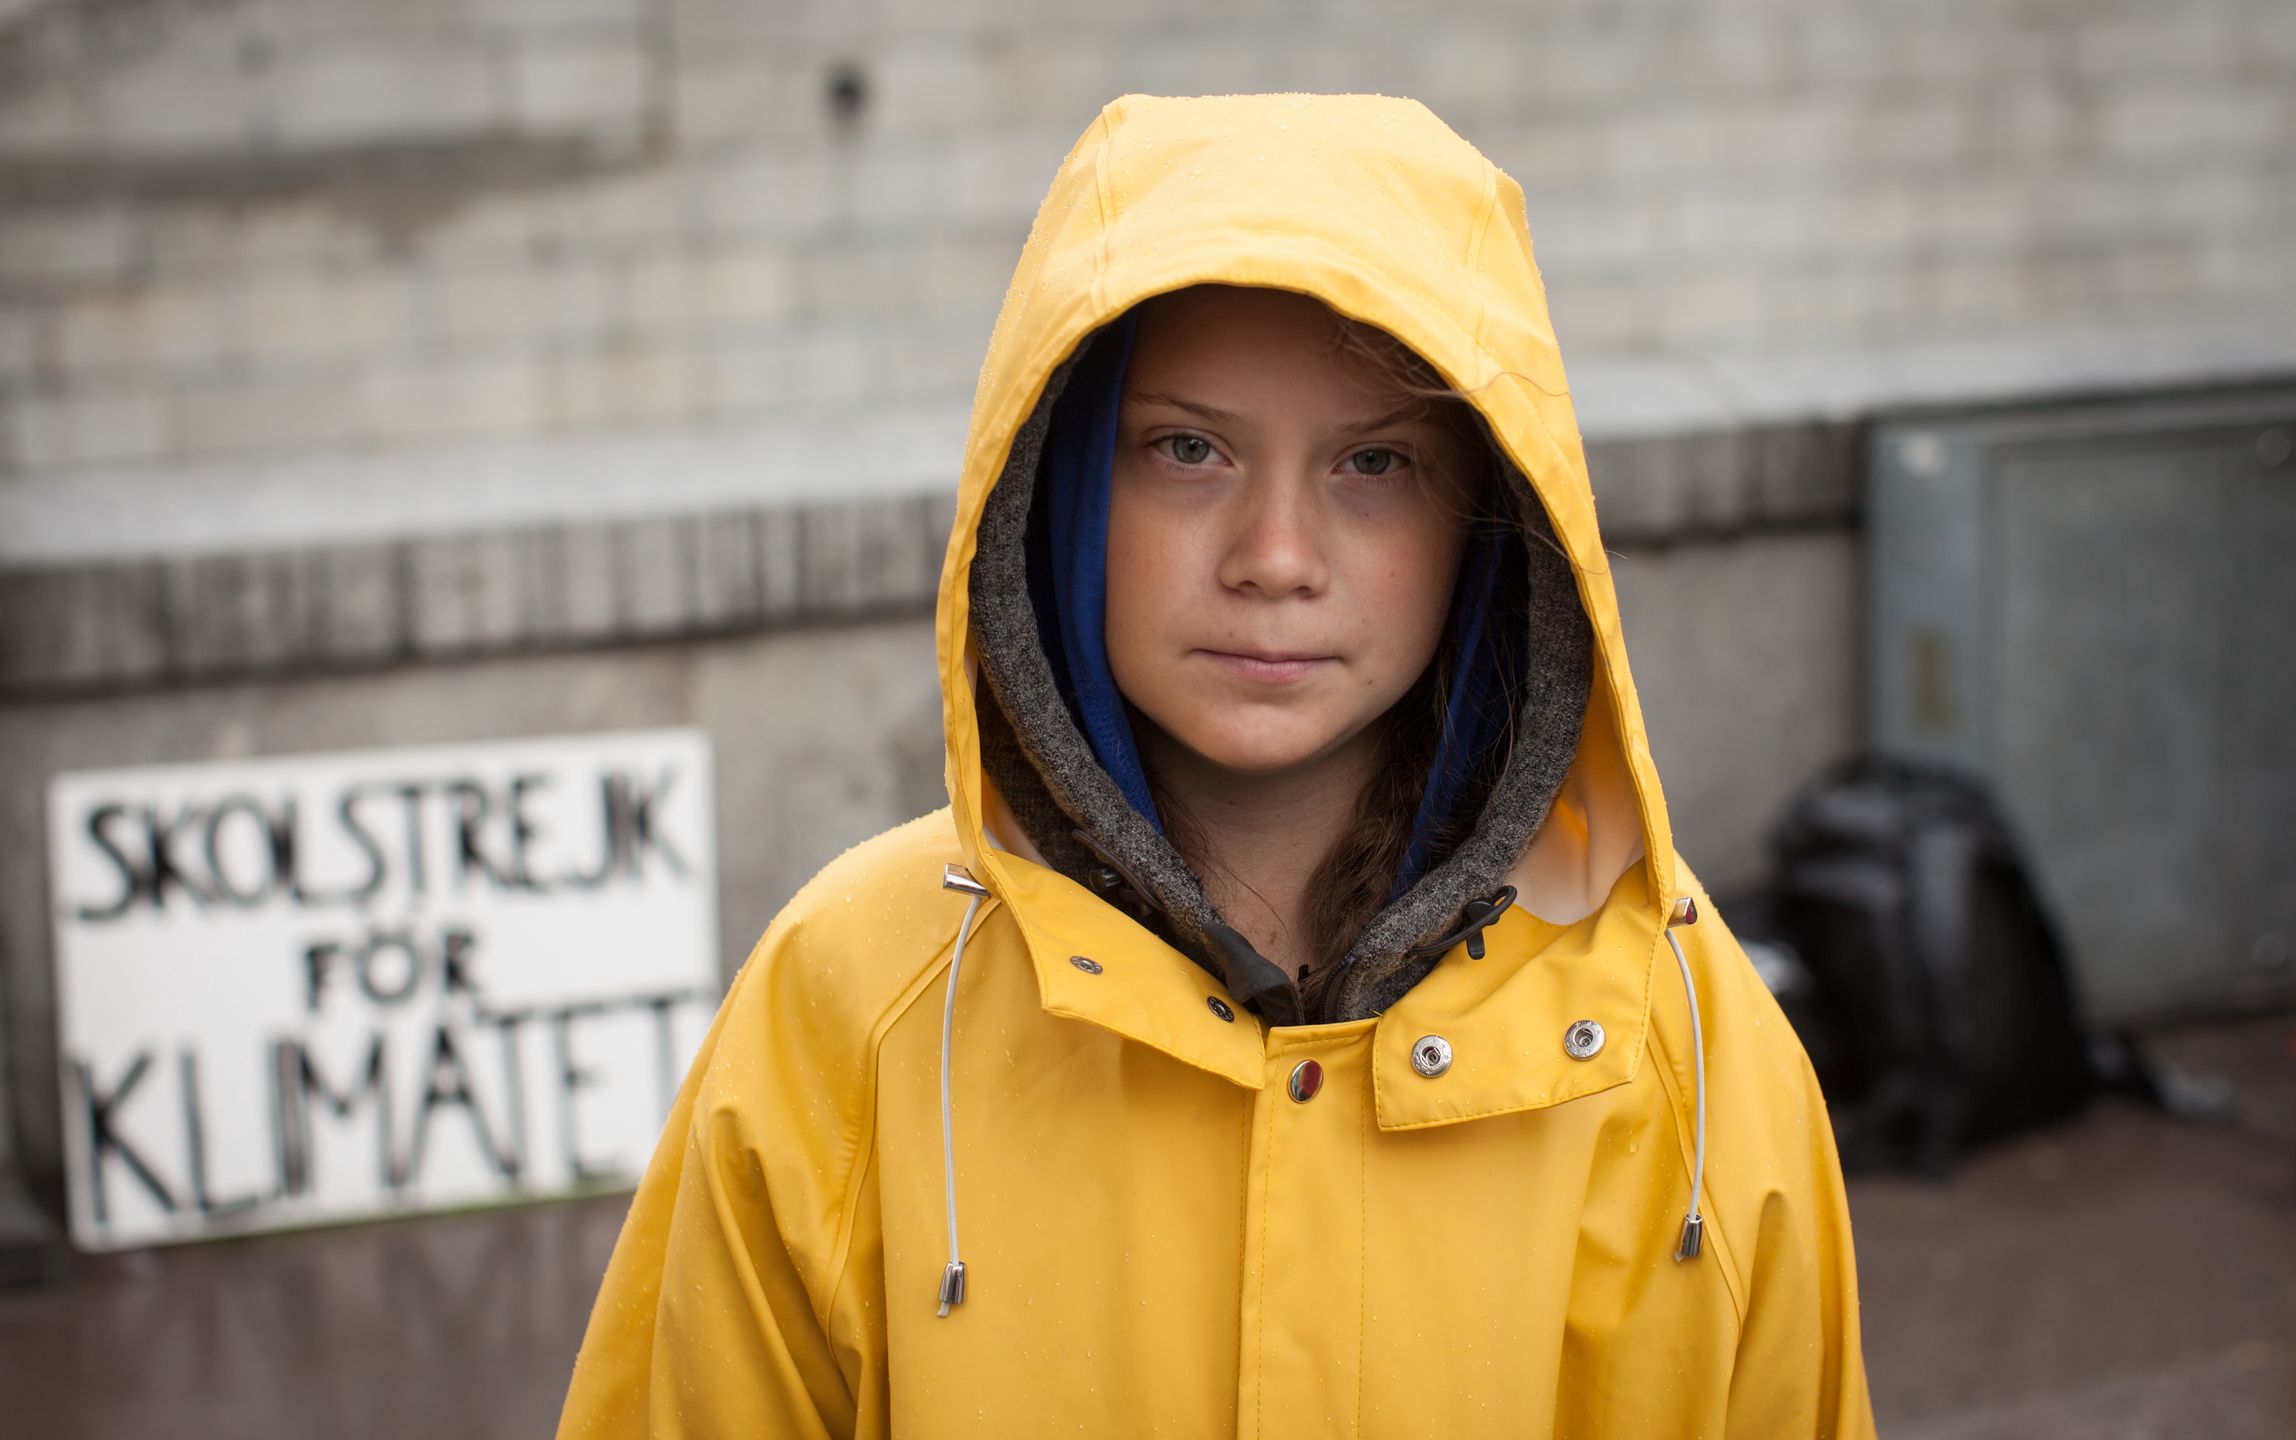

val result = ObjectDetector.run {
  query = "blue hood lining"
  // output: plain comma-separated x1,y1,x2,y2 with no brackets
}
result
1032,311,1162,826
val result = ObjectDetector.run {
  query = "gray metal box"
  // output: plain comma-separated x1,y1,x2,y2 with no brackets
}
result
1867,387,2296,1025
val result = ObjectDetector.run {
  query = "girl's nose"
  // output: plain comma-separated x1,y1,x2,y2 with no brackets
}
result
1216,470,1328,598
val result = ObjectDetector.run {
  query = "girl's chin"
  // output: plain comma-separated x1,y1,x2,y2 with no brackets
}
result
1160,720,1370,782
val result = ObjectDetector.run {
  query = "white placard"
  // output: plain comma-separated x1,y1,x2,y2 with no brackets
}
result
46,729,718,1251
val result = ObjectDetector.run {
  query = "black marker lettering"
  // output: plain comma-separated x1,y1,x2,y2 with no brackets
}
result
559,775,618,890
72,804,144,922
490,1012,531,1184
202,795,278,907
450,780,506,890
272,1039,308,1196
303,939,344,1013
393,783,428,905
405,1024,514,1185
270,795,307,905
75,1051,178,1225
550,1006,616,1184
179,1050,263,1217
625,767,689,881
330,787,389,906
355,930,423,1006
440,927,481,999
146,804,216,911
289,1036,395,1192
505,773,548,891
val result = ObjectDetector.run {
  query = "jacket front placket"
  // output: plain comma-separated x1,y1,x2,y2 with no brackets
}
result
1234,1018,1373,1439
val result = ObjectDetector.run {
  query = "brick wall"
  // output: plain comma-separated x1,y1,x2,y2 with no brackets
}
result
2,0,2290,482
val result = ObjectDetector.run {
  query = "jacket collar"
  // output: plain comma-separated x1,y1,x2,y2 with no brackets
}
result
1370,865,1657,1129
986,849,1266,1090
976,844,1660,1127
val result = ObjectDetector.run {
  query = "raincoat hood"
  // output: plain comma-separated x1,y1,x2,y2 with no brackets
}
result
942,91,1663,1031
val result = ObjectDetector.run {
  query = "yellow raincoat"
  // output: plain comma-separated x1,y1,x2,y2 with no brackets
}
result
561,94,1874,1438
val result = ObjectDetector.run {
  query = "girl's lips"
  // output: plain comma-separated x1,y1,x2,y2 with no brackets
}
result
1198,650,1334,684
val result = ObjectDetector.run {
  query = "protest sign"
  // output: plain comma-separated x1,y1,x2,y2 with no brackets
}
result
47,729,717,1251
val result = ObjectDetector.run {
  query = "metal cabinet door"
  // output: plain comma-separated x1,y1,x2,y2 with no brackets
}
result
1869,389,2296,1025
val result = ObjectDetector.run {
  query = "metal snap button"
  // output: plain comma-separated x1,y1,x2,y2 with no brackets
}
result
1411,1035,1452,1078
1206,995,1235,1022
1287,1059,1324,1102
1069,955,1103,975
1563,1019,1605,1059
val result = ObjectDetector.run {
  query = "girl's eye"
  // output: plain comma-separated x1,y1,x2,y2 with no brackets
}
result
1346,447,1404,477
1160,434,1215,466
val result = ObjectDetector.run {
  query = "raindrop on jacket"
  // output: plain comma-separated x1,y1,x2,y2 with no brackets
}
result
558,92,1876,1439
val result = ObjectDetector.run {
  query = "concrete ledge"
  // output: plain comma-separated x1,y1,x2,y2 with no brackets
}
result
0,405,976,567
1587,420,1859,547
0,492,956,697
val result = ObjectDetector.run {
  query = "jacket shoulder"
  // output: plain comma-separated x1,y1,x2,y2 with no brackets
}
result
742,805,975,1036
777,805,972,935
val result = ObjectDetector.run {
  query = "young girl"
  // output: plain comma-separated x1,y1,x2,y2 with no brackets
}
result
559,93,1874,1438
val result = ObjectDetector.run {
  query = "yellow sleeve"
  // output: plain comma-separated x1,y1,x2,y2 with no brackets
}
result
1720,1048,1876,1440
555,941,860,1440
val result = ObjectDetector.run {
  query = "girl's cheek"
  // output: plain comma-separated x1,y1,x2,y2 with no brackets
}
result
1354,502,1463,593
1106,509,1191,638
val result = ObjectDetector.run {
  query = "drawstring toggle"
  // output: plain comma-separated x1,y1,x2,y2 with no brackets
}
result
937,1261,968,1311
1405,885,1518,961
1674,1215,1704,1261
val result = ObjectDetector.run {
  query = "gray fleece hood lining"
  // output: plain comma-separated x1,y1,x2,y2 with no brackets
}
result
968,331,1595,1025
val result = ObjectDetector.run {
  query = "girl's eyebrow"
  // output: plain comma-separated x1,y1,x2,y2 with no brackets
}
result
1125,390,1427,438
1333,402,1428,438
1125,390,1244,425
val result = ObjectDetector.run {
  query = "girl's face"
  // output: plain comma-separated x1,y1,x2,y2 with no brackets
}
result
1106,286,1473,785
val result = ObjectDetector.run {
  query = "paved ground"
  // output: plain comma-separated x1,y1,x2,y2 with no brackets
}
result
1857,1018,2296,1439
2,1018,2290,1438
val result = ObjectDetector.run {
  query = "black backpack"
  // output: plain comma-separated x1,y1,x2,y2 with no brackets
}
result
1744,755,2094,1174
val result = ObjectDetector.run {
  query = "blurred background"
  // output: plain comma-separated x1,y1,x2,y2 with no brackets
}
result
0,0,2291,1435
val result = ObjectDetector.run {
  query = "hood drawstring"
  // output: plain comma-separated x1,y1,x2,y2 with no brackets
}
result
1403,885,1518,961
937,864,992,1315
1666,896,1708,1262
